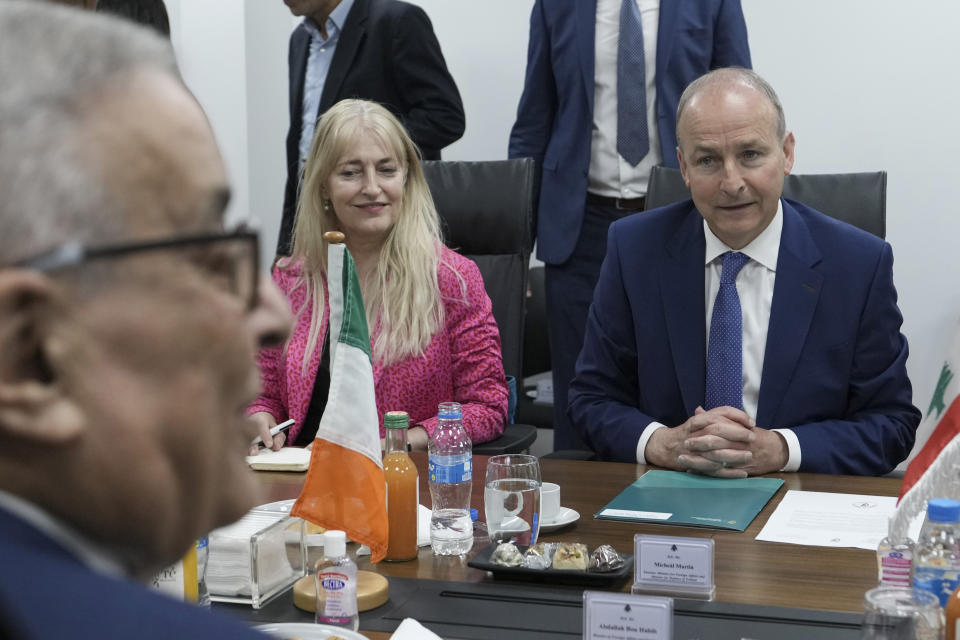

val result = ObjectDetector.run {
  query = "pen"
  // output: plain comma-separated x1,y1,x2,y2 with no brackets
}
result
251,418,295,447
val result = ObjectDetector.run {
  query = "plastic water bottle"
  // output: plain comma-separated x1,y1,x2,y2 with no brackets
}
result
315,530,359,631
914,498,960,607
196,537,210,608
428,402,473,556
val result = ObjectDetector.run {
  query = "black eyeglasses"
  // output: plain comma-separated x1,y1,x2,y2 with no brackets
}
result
8,227,260,310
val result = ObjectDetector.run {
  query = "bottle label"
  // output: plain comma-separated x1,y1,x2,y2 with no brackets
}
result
915,568,959,607
880,553,912,585
429,456,472,484
318,569,358,619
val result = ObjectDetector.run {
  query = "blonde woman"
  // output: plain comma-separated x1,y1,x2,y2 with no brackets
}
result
249,99,508,452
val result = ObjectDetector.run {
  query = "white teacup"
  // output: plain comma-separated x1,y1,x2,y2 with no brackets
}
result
541,482,561,523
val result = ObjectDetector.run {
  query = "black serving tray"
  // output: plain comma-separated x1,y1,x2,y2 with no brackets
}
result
468,544,634,586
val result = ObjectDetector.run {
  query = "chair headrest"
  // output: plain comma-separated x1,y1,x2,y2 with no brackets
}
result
422,158,536,255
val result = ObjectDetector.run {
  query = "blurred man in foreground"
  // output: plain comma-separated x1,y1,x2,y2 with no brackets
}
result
0,4,289,638
569,68,919,476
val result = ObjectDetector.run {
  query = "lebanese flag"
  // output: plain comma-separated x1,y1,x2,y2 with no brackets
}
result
898,325,960,502
291,241,388,562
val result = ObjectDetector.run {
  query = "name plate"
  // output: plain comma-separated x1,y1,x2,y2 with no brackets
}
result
631,534,715,600
583,591,672,640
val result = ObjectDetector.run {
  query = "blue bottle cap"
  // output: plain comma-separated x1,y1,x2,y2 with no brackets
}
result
470,508,478,521
927,498,960,522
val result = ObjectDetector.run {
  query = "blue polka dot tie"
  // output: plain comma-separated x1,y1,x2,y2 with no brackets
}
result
705,252,750,410
616,0,649,166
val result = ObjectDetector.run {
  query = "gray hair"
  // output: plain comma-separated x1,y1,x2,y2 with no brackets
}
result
676,67,786,145
0,1,178,265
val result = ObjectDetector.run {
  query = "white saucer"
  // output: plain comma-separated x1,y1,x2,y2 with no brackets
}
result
257,622,366,640
539,506,580,533
492,515,531,534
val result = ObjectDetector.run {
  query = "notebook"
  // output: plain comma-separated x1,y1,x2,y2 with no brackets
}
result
595,470,784,531
245,447,311,472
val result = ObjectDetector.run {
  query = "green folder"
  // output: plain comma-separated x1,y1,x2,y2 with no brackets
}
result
594,470,784,531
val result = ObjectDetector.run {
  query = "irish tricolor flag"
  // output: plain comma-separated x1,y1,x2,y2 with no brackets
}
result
291,241,388,562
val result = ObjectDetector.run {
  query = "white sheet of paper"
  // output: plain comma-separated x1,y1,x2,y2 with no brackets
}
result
755,490,923,550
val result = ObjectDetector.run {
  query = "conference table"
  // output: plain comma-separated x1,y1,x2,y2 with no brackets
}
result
238,453,903,638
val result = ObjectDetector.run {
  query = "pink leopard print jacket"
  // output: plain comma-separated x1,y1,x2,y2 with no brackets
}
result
249,246,508,444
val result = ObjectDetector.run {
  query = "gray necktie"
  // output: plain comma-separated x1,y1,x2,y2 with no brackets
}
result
616,0,649,166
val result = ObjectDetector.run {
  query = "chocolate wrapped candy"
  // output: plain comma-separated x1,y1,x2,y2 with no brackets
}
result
522,542,557,570
591,544,624,572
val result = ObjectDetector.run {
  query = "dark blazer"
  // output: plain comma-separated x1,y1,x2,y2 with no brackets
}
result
568,199,920,475
507,0,751,265
0,507,267,640
278,0,465,255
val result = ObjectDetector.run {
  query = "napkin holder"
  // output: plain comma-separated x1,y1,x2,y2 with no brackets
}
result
206,507,306,609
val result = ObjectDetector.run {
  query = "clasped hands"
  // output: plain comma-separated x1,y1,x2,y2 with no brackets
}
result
645,406,788,477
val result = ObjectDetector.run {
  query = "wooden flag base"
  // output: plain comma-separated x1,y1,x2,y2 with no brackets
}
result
292,570,389,613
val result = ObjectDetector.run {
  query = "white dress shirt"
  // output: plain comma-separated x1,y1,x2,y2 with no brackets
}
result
589,0,662,198
298,0,356,174
636,201,802,471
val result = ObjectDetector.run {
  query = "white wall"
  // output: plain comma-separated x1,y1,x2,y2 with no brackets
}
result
741,0,960,456
166,0,292,266
171,0,960,458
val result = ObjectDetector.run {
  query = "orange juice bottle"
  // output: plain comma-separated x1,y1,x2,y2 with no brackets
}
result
948,582,960,640
383,411,419,561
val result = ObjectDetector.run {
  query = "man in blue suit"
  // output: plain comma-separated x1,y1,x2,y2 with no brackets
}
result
0,4,292,637
569,68,919,476
508,0,751,451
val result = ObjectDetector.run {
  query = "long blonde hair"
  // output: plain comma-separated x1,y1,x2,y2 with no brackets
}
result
283,99,458,372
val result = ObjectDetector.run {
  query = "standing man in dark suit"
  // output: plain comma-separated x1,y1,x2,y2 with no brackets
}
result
508,0,751,452
278,0,465,255
0,4,292,637
569,68,919,476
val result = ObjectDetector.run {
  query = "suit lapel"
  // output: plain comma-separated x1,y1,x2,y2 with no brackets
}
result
660,206,707,415
289,26,310,123
320,0,369,112
757,201,823,426
655,0,679,77
575,0,597,113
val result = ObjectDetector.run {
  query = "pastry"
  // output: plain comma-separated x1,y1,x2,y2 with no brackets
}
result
490,542,523,567
552,542,588,570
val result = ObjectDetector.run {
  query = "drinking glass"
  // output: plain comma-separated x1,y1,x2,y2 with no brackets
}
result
860,586,944,640
484,454,541,546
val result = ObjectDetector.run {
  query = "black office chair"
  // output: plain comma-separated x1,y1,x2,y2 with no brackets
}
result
515,265,553,431
645,166,887,238
422,158,538,455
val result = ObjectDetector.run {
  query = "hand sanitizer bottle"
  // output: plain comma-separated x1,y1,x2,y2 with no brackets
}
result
315,530,359,631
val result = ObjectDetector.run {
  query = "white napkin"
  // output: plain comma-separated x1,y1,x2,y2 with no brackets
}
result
390,618,442,640
357,504,432,556
206,511,292,597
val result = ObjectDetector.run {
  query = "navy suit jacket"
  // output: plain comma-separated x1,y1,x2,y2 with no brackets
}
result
0,508,266,640
507,0,751,265
568,199,920,475
278,0,465,255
